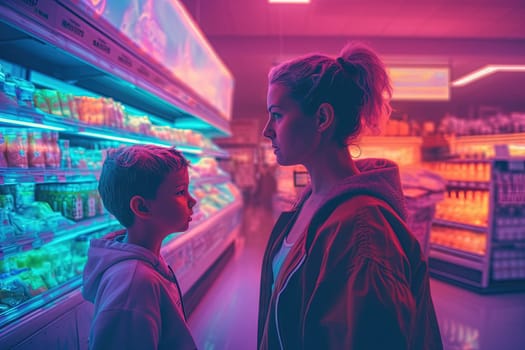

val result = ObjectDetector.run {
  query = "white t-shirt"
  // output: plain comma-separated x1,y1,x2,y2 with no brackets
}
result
271,237,295,291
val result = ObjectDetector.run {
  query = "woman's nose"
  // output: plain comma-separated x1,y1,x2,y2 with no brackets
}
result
262,119,274,138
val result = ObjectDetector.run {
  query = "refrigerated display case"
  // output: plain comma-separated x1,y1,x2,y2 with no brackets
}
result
424,135,525,292
0,0,241,348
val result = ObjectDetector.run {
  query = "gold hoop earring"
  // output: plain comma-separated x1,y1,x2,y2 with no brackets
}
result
349,143,362,158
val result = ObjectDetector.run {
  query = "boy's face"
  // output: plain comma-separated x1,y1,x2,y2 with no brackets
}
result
147,167,196,233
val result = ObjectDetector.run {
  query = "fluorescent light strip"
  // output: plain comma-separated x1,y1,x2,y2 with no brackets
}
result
0,117,66,131
452,65,525,87
269,0,310,3
78,131,145,144
176,145,204,155
77,131,205,154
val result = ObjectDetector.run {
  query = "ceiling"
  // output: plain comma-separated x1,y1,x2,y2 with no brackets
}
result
180,0,525,129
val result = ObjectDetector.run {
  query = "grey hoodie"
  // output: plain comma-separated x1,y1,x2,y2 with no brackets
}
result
82,230,197,350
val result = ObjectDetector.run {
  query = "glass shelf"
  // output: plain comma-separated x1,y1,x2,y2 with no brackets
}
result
0,107,228,158
432,218,488,233
0,168,99,185
0,215,119,260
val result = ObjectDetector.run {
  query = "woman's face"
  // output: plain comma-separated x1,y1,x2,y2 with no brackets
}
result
263,84,320,166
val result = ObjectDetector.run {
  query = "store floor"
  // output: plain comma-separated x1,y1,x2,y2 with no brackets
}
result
188,203,525,350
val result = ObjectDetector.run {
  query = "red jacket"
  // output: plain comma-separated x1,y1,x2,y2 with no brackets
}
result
258,159,443,350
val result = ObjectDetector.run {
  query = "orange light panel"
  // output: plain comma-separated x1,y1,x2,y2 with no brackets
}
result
388,67,450,101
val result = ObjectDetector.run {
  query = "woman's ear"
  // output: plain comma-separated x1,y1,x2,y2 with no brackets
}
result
316,103,335,132
130,195,150,219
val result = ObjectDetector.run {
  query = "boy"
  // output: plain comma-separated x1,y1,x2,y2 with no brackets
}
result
82,145,197,350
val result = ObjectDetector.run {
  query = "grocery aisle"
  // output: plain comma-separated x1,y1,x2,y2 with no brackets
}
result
188,203,525,350
188,203,275,350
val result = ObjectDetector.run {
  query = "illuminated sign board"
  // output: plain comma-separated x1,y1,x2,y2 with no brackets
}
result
388,67,450,101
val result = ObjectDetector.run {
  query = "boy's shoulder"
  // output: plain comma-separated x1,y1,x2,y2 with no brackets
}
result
104,258,164,289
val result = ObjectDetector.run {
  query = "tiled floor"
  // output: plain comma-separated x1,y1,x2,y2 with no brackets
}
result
189,204,525,350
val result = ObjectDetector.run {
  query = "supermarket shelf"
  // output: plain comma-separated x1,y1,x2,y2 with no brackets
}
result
429,246,485,271
0,106,228,158
0,2,231,137
432,218,488,233
0,215,120,260
446,180,490,190
453,133,525,145
0,271,86,330
361,135,422,145
0,168,99,185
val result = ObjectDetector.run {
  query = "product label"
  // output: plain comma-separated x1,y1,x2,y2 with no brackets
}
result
60,16,85,38
117,53,133,68
92,37,111,55
152,73,165,87
9,0,52,22
137,65,150,78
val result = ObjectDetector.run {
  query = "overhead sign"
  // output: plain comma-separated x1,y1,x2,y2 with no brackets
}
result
388,67,450,101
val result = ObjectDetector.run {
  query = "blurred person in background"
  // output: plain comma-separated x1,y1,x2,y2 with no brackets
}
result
257,42,442,350
254,163,277,212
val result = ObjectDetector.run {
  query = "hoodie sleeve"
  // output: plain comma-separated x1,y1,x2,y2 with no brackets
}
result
302,204,421,350
89,308,160,350
88,263,162,350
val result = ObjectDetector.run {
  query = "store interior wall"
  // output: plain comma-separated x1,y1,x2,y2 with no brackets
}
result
180,0,525,135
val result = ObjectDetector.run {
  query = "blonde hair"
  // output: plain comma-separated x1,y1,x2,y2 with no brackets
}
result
269,41,392,145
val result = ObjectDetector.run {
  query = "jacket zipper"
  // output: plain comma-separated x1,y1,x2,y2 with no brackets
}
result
275,254,306,350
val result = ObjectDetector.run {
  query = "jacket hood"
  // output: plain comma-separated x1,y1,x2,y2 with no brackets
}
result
82,229,173,302
297,158,407,220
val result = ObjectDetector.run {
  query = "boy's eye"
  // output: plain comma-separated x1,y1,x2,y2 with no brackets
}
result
175,190,186,195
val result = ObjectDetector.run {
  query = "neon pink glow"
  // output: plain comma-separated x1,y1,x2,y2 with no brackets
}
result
269,0,310,3
452,65,525,87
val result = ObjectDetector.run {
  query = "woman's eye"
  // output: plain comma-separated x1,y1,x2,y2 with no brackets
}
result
270,112,281,119
175,190,186,195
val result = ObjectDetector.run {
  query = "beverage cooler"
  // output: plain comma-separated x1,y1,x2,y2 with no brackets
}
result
0,0,242,348
273,133,525,293
423,134,525,292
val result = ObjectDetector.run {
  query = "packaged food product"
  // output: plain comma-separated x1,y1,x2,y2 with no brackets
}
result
59,139,71,168
58,92,72,119
14,78,35,108
28,131,46,168
33,90,51,113
43,90,62,116
67,93,79,120
0,63,4,91
62,184,83,221
0,129,8,167
3,76,18,103
5,129,28,168
15,182,35,209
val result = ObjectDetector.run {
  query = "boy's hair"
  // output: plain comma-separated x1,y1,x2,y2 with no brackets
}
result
269,41,392,146
98,145,190,227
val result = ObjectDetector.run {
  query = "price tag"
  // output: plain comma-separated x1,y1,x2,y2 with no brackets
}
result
137,65,150,79
91,36,112,57
8,0,55,24
117,50,134,70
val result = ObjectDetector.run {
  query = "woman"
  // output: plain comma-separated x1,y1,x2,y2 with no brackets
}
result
257,42,443,350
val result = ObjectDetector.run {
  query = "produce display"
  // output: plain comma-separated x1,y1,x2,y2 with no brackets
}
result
0,170,239,319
